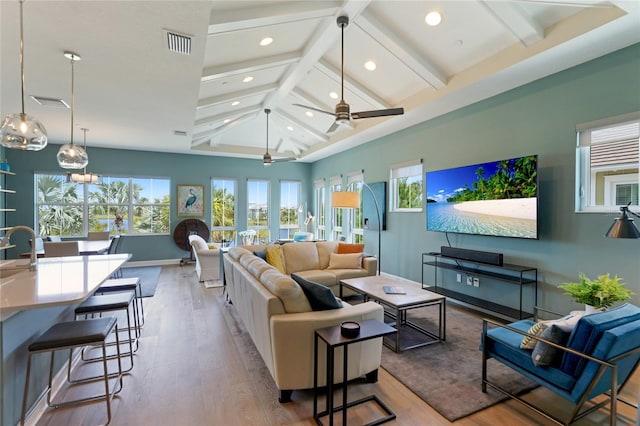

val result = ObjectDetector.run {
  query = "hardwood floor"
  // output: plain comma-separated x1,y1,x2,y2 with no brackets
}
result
36,265,638,425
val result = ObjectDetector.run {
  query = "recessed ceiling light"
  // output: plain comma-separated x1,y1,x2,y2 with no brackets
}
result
364,61,376,71
243,76,254,83
224,119,231,124
287,126,294,131
260,37,273,46
329,91,339,99
306,111,313,118
425,11,442,26
231,101,240,106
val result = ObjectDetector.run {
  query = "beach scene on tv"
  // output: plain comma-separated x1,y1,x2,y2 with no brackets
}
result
426,155,538,239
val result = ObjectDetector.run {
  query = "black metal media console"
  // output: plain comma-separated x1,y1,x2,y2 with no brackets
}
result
421,252,537,320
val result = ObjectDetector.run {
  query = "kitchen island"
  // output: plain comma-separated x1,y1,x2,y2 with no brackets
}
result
0,253,131,426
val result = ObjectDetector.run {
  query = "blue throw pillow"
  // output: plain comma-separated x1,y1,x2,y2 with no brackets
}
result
253,249,267,261
291,273,342,311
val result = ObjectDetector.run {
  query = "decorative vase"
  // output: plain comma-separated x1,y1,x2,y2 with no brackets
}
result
585,304,602,314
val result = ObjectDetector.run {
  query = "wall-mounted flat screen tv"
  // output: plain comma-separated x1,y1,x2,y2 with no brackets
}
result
426,155,538,239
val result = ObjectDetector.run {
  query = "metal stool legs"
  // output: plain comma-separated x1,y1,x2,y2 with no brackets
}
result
21,317,124,426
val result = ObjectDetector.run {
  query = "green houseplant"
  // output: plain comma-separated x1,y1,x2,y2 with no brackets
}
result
558,273,633,310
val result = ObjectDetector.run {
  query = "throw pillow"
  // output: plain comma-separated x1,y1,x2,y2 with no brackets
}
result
291,273,342,311
337,243,365,254
327,252,362,269
253,248,267,261
531,324,571,367
520,312,585,350
520,321,547,350
265,246,285,273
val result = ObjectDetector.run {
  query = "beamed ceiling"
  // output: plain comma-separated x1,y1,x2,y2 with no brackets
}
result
1,1,639,164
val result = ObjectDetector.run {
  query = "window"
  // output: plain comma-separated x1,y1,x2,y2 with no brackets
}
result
247,179,270,244
35,173,170,236
329,176,343,241
348,172,364,243
211,178,236,244
390,160,423,211
576,113,639,212
314,179,325,240
280,180,301,239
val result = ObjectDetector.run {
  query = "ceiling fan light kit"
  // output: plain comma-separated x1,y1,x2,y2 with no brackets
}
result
0,0,48,151
293,15,404,134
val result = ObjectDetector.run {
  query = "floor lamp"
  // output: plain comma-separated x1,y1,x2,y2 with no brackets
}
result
331,182,382,275
604,203,640,426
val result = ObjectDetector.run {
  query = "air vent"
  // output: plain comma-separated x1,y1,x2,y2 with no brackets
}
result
30,95,70,108
164,29,192,55
174,130,188,136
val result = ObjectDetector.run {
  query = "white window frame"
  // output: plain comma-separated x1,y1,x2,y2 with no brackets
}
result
279,180,301,239
329,175,343,241
347,171,363,243
247,179,270,244
390,159,423,212
314,179,325,240
211,177,237,244
575,112,640,213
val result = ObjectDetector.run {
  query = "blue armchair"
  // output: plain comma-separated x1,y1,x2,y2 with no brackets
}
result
481,303,640,425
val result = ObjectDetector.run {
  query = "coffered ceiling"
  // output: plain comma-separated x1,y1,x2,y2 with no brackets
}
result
1,1,639,164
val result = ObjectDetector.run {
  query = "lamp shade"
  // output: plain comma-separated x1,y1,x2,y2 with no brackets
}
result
332,191,359,208
57,143,88,169
69,172,100,184
0,113,48,150
606,209,640,239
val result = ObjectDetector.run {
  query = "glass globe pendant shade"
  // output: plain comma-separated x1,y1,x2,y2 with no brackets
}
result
57,143,88,169
0,112,48,150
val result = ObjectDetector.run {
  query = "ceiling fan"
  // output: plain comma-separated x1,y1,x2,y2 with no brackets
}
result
262,108,297,167
294,15,404,133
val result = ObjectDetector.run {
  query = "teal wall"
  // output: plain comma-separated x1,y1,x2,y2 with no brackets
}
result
312,43,640,314
4,147,312,261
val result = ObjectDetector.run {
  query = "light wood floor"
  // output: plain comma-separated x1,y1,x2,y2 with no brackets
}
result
35,265,638,426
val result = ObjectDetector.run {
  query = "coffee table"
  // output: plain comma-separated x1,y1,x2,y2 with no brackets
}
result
340,275,446,352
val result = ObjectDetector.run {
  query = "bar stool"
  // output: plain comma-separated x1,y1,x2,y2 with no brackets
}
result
21,317,124,425
96,277,145,328
75,292,138,366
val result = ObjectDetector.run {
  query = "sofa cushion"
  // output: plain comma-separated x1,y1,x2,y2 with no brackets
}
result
291,270,339,287
246,257,274,279
266,245,286,274
328,253,362,269
561,303,640,376
261,269,311,313
283,242,320,274
337,243,364,254
316,241,339,269
291,274,342,311
532,324,571,367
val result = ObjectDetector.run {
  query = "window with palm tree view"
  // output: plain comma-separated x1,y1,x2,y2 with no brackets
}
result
390,161,423,211
35,173,170,236
211,178,236,244
247,179,270,244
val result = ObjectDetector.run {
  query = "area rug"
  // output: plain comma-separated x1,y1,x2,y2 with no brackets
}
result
120,266,161,297
380,305,538,422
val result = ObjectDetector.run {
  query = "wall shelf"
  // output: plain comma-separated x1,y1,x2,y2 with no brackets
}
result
1,169,16,260
421,252,537,320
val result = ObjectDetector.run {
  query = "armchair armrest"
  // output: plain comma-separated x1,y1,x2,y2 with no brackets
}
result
362,256,377,276
195,248,220,258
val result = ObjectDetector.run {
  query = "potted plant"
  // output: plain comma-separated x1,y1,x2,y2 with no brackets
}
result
559,273,633,312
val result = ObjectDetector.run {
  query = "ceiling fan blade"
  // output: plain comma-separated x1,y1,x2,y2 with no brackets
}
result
293,103,337,118
271,157,298,163
326,121,341,133
351,108,404,119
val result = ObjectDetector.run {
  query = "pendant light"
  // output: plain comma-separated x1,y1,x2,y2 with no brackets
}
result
0,0,48,150
57,51,88,169
69,128,101,184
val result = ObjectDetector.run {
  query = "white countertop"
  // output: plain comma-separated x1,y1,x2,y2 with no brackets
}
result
0,253,131,321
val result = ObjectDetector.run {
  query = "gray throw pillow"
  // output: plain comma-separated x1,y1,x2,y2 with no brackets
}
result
531,324,570,367
291,273,342,311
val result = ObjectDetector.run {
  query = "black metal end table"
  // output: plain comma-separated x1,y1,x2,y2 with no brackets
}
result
314,319,397,426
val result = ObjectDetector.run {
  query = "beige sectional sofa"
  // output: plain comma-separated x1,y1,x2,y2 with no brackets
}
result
223,241,383,402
